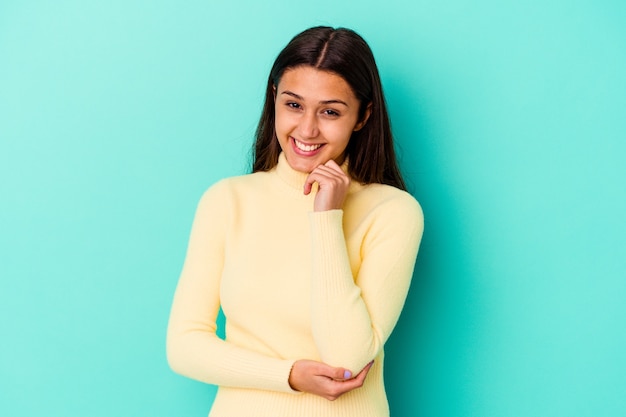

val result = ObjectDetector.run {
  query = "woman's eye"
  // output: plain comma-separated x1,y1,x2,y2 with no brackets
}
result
323,109,340,117
286,102,301,109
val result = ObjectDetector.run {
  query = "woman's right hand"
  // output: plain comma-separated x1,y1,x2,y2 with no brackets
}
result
288,359,374,401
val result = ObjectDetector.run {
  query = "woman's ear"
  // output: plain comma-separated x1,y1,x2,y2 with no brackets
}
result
272,85,277,100
354,102,373,131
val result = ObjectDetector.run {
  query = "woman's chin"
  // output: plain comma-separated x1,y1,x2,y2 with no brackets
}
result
284,152,322,173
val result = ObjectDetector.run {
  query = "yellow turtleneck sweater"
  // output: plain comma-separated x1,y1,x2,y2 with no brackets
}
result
167,153,424,417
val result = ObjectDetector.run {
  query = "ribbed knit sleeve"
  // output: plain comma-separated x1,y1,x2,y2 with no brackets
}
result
166,180,297,393
309,192,424,373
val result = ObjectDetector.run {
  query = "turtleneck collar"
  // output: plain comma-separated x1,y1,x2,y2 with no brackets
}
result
274,152,311,191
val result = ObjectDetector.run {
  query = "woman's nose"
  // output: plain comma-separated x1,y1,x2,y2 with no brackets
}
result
297,111,319,139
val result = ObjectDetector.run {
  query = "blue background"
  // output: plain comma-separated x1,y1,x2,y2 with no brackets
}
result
1,1,624,416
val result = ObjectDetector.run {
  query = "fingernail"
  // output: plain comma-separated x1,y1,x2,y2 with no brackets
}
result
344,370,352,379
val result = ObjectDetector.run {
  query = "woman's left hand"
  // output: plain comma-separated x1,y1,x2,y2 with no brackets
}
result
288,359,374,401
304,160,351,212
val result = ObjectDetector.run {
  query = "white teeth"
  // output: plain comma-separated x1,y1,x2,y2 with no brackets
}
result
294,139,322,152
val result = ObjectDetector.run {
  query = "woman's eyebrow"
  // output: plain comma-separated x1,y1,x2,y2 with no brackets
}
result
281,90,349,107
320,99,348,107
281,91,303,100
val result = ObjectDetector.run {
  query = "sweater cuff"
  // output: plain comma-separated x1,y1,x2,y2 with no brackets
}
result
285,360,305,395
230,356,301,394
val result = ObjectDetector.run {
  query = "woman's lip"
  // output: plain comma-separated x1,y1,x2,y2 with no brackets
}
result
291,137,324,156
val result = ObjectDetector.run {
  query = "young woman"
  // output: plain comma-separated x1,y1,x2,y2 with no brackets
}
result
167,26,424,417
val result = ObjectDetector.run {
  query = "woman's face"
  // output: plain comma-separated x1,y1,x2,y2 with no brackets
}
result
274,66,370,173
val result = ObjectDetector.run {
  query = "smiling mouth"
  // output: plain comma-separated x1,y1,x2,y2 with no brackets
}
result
293,138,323,152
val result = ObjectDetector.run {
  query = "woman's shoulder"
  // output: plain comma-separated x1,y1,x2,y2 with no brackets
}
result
347,182,424,243
352,182,422,216
346,182,424,234
195,171,269,207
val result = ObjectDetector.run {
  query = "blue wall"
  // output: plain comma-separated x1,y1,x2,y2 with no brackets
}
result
1,1,624,416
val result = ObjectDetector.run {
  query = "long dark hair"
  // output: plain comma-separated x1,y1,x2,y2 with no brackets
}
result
253,26,406,191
